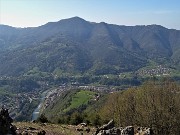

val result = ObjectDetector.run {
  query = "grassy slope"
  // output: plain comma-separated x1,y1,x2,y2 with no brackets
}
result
44,90,97,122
63,90,96,112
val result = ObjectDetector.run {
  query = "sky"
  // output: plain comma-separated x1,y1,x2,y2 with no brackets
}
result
0,0,180,29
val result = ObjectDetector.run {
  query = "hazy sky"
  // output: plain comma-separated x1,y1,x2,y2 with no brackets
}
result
0,0,180,29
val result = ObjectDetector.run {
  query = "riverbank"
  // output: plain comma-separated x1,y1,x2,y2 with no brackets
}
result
32,91,48,120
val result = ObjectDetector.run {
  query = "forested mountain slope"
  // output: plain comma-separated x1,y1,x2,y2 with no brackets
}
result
0,17,180,76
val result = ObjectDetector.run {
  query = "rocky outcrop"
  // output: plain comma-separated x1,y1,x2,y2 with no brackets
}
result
121,126,134,135
135,127,153,135
0,107,16,135
0,107,46,135
93,120,153,135
75,123,91,133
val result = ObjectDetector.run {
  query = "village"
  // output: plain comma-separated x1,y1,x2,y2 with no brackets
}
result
41,85,115,110
0,90,40,120
138,65,171,76
0,84,117,121
0,65,175,121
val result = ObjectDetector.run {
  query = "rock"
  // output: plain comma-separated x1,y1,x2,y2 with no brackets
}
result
97,133,103,135
135,127,153,135
85,127,90,133
40,123,47,126
76,128,83,131
10,125,17,134
99,119,114,131
97,130,105,135
32,120,36,123
37,130,46,135
143,128,153,135
22,131,28,135
93,119,153,135
28,126,36,130
96,126,153,135
0,107,16,135
121,126,134,135
76,124,84,132
94,120,119,135
105,129,111,134
80,123,87,127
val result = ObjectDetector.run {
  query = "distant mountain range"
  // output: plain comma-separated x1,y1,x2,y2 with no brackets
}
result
0,17,180,76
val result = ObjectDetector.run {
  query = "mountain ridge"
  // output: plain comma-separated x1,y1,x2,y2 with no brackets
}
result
1,16,179,30
0,17,180,76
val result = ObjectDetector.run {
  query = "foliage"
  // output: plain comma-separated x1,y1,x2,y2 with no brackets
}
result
69,111,83,125
100,80,180,135
36,114,49,123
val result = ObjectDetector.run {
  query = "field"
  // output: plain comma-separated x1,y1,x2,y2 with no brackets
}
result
64,90,96,112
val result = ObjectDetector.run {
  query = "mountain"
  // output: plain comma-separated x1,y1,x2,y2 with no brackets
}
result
0,17,180,76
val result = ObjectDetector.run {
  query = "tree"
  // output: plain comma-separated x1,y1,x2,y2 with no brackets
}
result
70,111,83,125
37,114,49,123
100,80,180,135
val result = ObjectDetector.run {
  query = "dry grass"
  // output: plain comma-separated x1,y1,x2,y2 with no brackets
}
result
14,122,95,135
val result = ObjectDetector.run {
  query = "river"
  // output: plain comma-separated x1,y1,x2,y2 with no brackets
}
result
31,91,47,121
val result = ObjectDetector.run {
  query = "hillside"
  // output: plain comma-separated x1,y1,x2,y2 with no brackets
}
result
0,17,180,122
40,80,180,135
43,89,103,124
0,17,180,76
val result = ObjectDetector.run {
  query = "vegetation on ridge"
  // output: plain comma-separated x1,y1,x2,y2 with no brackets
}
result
100,80,180,135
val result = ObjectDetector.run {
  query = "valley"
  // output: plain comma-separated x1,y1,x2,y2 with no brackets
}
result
0,17,180,135
0,63,179,122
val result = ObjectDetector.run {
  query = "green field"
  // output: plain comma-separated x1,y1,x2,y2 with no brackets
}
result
64,90,96,112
